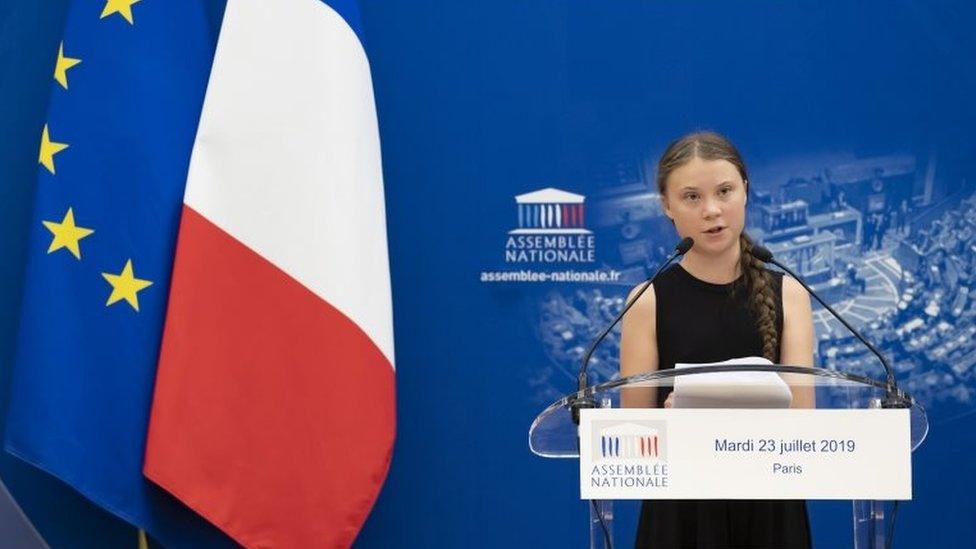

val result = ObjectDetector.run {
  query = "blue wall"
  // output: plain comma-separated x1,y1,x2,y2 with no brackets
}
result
2,1,974,547
355,2,976,547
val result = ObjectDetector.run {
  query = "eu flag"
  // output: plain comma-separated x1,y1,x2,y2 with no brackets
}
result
5,1,236,546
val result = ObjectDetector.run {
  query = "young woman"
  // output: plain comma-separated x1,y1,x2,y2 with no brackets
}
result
619,131,815,548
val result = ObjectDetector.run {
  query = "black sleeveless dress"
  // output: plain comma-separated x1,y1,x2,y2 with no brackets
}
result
634,263,812,549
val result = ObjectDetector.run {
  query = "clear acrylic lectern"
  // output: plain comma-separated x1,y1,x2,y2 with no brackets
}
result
529,364,928,549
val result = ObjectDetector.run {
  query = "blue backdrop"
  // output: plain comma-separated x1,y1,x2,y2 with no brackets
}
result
2,1,975,547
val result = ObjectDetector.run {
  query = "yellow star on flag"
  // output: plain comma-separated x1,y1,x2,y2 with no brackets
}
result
53,42,81,89
38,125,69,175
100,0,142,25
42,208,94,260
102,259,153,311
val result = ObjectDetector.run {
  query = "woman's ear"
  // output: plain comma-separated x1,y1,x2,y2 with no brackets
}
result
660,195,673,220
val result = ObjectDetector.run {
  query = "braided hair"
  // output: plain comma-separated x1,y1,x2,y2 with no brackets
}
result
656,131,779,361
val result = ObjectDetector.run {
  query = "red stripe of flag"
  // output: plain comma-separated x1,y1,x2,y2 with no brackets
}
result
145,207,395,548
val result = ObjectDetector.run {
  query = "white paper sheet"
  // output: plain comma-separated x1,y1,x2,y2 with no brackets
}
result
672,356,793,408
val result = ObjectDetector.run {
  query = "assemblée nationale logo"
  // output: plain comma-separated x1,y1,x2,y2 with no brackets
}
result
599,422,664,459
589,420,670,489
505,187,596,263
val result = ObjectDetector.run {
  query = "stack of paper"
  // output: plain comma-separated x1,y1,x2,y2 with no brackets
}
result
672,357,793,408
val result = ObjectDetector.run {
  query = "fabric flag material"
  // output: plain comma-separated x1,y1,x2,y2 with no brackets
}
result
5,1,237,546
143,0,397,547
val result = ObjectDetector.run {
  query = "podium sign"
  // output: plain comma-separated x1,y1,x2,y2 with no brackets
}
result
579,408,911,500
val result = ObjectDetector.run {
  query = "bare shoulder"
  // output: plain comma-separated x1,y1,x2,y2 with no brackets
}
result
626,282,656,316
781,274,803,296
781,275,812,313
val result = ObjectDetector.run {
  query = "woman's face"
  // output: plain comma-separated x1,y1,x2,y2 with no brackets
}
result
660,157,747,256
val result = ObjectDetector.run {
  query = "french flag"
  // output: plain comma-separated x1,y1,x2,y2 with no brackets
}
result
143,0,396,547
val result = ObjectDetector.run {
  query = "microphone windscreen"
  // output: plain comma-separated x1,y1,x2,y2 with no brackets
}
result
676,237,694,254
751,245,774,263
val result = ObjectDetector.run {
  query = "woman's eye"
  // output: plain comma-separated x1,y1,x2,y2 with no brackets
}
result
685,194,699,201
719,187,731,195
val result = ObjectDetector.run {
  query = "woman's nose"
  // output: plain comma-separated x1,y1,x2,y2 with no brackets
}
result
702,199,721,218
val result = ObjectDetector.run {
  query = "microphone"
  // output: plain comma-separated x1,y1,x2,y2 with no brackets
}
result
570,237,694,423
750,244,909,407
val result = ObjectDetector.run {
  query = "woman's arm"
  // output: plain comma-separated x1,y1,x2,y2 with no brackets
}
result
619,283,659,408
780,275,816,408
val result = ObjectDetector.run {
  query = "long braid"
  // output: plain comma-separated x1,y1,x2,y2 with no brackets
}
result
737,233,779,362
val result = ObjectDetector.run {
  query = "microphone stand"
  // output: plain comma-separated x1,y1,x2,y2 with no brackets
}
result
754,247,911,408
569,237,694,424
